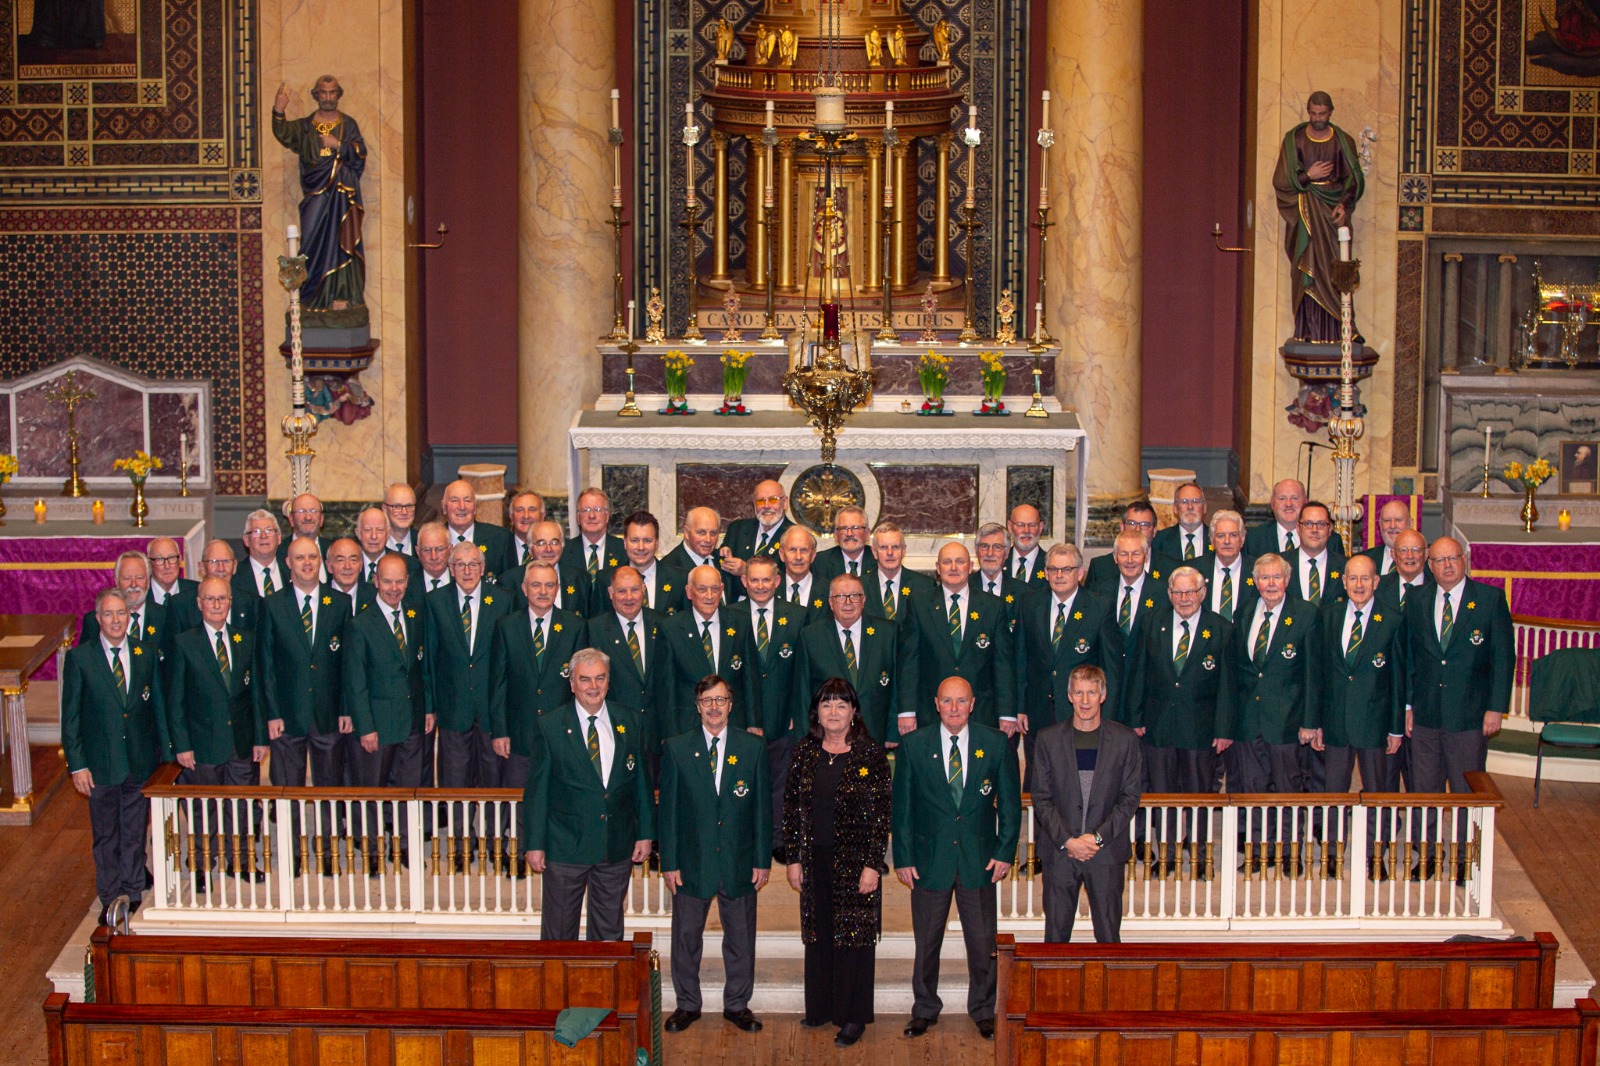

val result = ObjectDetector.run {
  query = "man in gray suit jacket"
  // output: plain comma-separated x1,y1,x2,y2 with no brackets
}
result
1030,664,1143,942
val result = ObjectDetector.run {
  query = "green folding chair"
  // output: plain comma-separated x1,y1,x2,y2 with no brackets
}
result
1528,647,1600,807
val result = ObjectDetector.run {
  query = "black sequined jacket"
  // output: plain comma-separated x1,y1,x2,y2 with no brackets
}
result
782,734,893,949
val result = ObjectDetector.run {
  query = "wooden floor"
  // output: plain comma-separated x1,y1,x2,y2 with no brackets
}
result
4,769,1598,1066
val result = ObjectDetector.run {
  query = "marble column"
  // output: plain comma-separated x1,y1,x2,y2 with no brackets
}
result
933,133,953,285
777,139,798,292
747,150,769,288
710,132,731,284
1441,252,1463,374
517,0,614,496
1047,0,1144,496
865,139,884,291
891,141,911,290
1496,254,1517,373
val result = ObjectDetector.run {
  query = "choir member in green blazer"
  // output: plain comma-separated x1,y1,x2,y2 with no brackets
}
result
256,537,350,787
892,677,1021,1040
508,520,590,616
585,567,664,749
1230,553,1319,795
810,506,876,587
524,647,655,941
63,589,170,922
440,479,517,583
900,541,1017,733
734,556,808,859
425,541,513,789
79,550,175,659
561,486,627,586
715,479,792,602
793,574,916,745
1403,538,1513,791
145,537,198,608
655,566,760,742
659,675,771,1034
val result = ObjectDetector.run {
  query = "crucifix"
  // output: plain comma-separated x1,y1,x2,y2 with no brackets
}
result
48,370,95,497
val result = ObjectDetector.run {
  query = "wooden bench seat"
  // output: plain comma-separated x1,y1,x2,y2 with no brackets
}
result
44,994,627,1066
998,932,1560,1064
1016,1002,1600,1065
88,930,657,1065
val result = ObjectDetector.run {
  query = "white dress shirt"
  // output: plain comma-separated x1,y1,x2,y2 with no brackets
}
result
1210,557,1243,618
943,586,967,641
976,570,1004,597
1009,548,1039,580
577,702,616,783
784,573,814,606
1170,610,1200,658
101,633,128,675
942,725,971,788
1340,598,1374,651
292,584,320,636
1297,549,1330,596
1247,599,1282,657
617,611,647,672
251,557,285,598
693,609,721,664
423,570,453,593
1433,581,1466,639
457,586,479,653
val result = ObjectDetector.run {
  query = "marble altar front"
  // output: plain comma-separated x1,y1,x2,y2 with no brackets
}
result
567,409,1088,555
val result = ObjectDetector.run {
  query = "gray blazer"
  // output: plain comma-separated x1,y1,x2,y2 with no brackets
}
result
1029,717,1144,865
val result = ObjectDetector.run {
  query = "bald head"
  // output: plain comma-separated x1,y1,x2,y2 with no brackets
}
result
682,507,722,559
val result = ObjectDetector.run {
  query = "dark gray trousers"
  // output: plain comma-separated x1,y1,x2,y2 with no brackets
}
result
909,882,997,1022
670,889,757,1012
1041,849,1125,943
541,858,633,941
88,779,149,906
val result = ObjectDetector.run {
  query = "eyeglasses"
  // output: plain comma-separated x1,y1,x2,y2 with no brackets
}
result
754,496,783,506
1429,554,1464,565
1299,520,1332,530
829,592,865,603
696,696,733,708
384,502,415,512
1395,546,1426,555
578,506,609,516
1044,565,1079,575
450,560,485,571
148,554,180,564
835,524,866,534
418,545,450,556
1175,497,1206,507
291,508,322,517
531,538,562,548
244,528,278,538
1123,519,1154,531
1169,586,1205,597
1010,521,1042,531
200,595,232,605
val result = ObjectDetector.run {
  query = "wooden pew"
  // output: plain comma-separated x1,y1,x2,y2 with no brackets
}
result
90,930,656,1065
43,993,626,1066
1015,1002,1600,1065
997,932,1559,1064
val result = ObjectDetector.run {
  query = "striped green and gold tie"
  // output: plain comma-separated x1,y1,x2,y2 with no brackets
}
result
883,579,896,620
1440,591,1454,647
1173,619,1191,673
756,608,769,653
1307,562,1321,603
948,593,962,654
627,620,643,673
216,628,231,679
947,735,963,804
1253,609,1272,662
1348,607,1364,655
1219,568,1234,621
532,617,545,658
110,646,126,699
701,621,715,667
392,612,406,658
708,735,719,788
587,544,599,576
1118,585,1133,635
262,567,276,596
301,594,314,636
1184,532,1196,560
842,629,859,684
1052,601,1066,648
587,714,602,778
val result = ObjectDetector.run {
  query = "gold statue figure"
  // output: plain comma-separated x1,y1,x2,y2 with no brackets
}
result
865,27,883,67
887,27,907,66
779,27,799,68
932,19,952,64
753,24,774,65
715,18,734,62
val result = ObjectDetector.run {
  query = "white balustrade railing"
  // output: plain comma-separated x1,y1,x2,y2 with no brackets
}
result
1510,615,1600,720
143,768,1503,934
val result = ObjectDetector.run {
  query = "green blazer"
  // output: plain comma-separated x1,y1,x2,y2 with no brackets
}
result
966,570,1032,635
255,584,349,740
61,638,169,786
719,516,792,601
487,608,588,756
424,583,514,733
166,625,257,765
1123,608,1237,748
792,616,915,743
658,726,771,898
80,599,175,660
1306,595,1407,749
1016,589,1112,733
522,701,656,864
1403,578,1514,731
1284,547,1348,606
592,562,688,619
448,522,517,583
342,604,426,745
890,721,1021,891
561,533,626,583
656,608,760,740
812,545,877,587
902,585,1017,729
586,608,665,738
1232,596,1318,745
507,559,591,617
741,599,808,740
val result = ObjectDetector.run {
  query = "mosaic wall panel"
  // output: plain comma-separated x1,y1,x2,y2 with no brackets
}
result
871,462,977,534
602,464,650,534
675,462,787,529
0,206,265,494
1005,465,1052,538
0,0,263,494
634,1,1031,335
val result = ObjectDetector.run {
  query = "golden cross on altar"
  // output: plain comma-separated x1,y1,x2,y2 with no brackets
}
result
47,370,96,414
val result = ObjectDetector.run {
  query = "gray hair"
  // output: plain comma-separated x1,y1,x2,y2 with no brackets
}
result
1253,552,1290,580
1045,542,1083,568
570,646,611,672
977,521,1009,541
1209,509,1244,538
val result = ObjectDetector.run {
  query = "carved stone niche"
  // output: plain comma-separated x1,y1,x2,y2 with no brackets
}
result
0,356,210,490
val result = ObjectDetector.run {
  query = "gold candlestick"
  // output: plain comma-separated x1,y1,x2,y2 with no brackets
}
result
1481,462,1491,498
602,201,630,343
48,370,95,498
957,202,980,345
1024,334,1049,419
618,338,642,417
681,200,706,343
1031,204,1056,346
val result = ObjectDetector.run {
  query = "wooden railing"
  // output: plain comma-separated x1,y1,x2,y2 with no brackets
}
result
140,768,1504,935
43,994,624,1066
1511,614,1600,720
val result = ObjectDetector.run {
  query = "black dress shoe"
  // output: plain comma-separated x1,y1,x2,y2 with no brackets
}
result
723,1007,762,1032
663,1009,701,1032
904,1016,937,1037
977,1018,995,1040
799,1017,830,1029
835,1022,865,1046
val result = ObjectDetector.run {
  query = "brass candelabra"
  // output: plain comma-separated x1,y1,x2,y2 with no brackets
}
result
277,238,318,497
617,338,642,417
876,126,901,345
681,200,707,343
48,370,95,497
603,203,630,344
759,123,782,343
1031,204,1056,346
958,202,980,345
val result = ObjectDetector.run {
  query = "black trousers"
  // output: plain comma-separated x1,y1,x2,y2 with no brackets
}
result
541,859,632,941
270,726,346,843
1408,725,1486,849
670,890,757,1012
765,735,794,851
910,881,997,1022
1145,745,1217,854
348,731,424,843
1041,848,1125,943
803,847,876,1026
180,759,261,869
1324,744,1400,846
88,779,149,906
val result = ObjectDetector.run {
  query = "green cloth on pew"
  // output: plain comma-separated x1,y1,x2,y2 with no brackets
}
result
1529,648,1600,723
1541,722,1600,745
553,1007,613,1047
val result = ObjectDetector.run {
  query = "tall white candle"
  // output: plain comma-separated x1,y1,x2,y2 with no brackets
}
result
685,103,697,207
286,224,299,257
1035,301,1043,336
1038,90,1051,210
611,89,622,206
965,105,978,209
1337,225,1352,261
764,100,775,207
885,100,894,129
1484,425,1492,468
627,299,635,344
180,431,188,475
